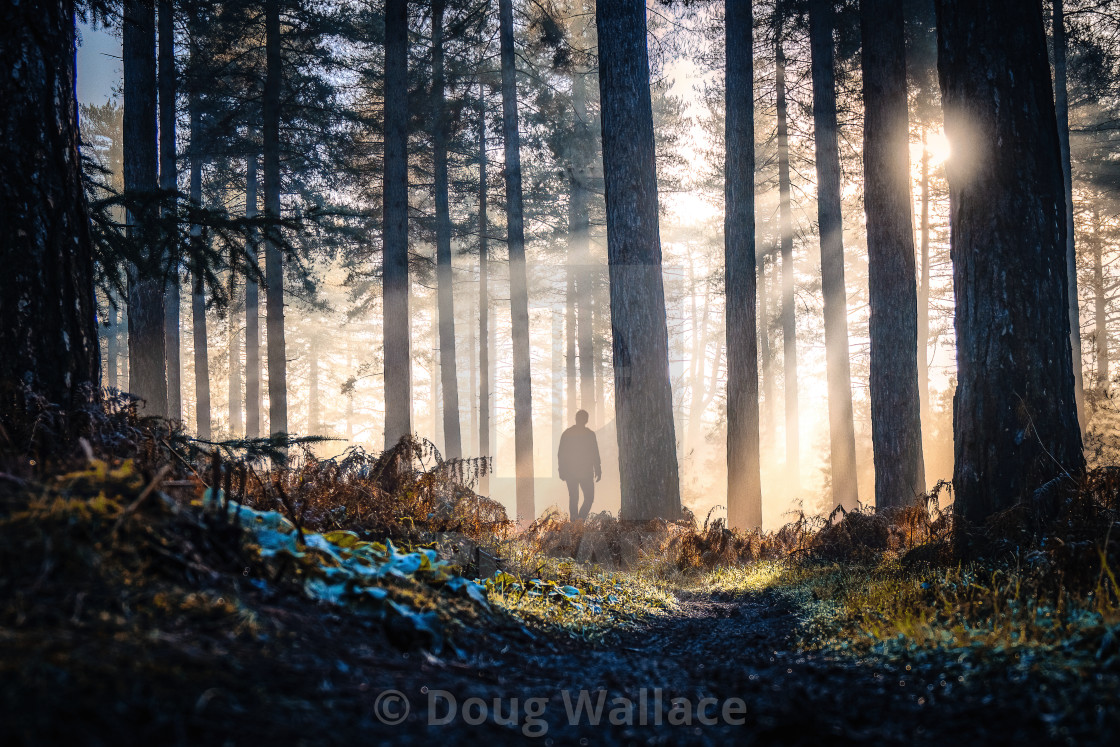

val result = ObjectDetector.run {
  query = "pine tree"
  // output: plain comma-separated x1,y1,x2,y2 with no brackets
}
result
432,0,463,458
936,0,1085,523
477,83,492,494
188,79,211,439
263,0,288,443
0,0,100,420
383,0,412,446
499,0,537,522
596,0,681,521
1053,0,1085,430
861,0,925,507
124,0,169,416
809,0,858,510
725,0,762,530
159,0,182,422
775,41,800,493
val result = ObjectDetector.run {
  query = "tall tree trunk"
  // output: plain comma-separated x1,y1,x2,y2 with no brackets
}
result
1093,202,1108,388
594,268,606,425
478,85,491,494
107,304,119,388
191,267,211,437
498,0,536,522
124,0,168,416
918,130,931,422
245,151,261,438
468,286,478,455
759,252,774,448
263,0,287,443
809,0,858,510
383,0,412,446
228,276,243,436
935,0,1084,524
432,0,462,458
776,43,800,491
685,257,709,453
725,0,762,529
552,310,563,477
861,0,926,507
188,95,210,439
596,0,681,521
120,311,130,389
1052,0,1084,430
566,241,577,422
571,70,595,417
0,0,99,418
431,308,440,445
159,0,181,422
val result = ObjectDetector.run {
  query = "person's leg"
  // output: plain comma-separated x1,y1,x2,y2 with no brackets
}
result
578,475,595,520
567,479,581,520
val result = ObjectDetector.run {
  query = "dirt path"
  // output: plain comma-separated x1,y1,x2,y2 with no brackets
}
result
340,589,1104,745
8,586,1115,745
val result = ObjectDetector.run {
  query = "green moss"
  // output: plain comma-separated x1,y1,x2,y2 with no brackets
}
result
482,550,678,642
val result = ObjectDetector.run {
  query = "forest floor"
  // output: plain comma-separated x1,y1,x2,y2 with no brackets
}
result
3,446,1119,745
5,544,1119,745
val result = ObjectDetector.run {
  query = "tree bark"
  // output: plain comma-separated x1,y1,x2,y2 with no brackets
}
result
188,93,210,439
0,0,100,418
120,312,130,388
432,0,462,458
124,0,168,417
1052,0,1084,430
107,304,120,389
1093,202,1108,388
759,253,773,447
263,0,287,444
566,231,578,423
935,0,1085,524
245,150,261,438
383,0,412,447
725,0,762,530
809,0,858,510
861,0,926,507
159,0,181,422
478,83,491,493
499,0,536,522
596,0,681,521
468,284,478,455
431,306,440,445
685,257,710,453
918,130,932,423
552,309,563,477
228,275,243,436
776,43,800,491
594,265,607,426
191,266,211,437
571,70,596,417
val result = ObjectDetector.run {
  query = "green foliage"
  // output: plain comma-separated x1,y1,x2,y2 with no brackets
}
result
480,552,678,643
201,487,490,652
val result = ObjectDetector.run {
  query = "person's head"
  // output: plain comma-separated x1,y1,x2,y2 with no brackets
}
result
575,410,589,426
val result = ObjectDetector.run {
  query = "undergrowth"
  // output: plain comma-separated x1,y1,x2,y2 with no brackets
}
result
5,386,1120,675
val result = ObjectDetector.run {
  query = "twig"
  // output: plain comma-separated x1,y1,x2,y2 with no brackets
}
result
111,464,173,540
0,472,27,486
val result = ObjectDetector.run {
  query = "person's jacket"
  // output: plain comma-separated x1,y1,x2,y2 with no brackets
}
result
557,425,601,481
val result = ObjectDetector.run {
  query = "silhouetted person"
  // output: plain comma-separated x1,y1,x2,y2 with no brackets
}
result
558,410,601,521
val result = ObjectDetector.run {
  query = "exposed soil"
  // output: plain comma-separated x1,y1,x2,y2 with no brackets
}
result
6,581,1117,745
